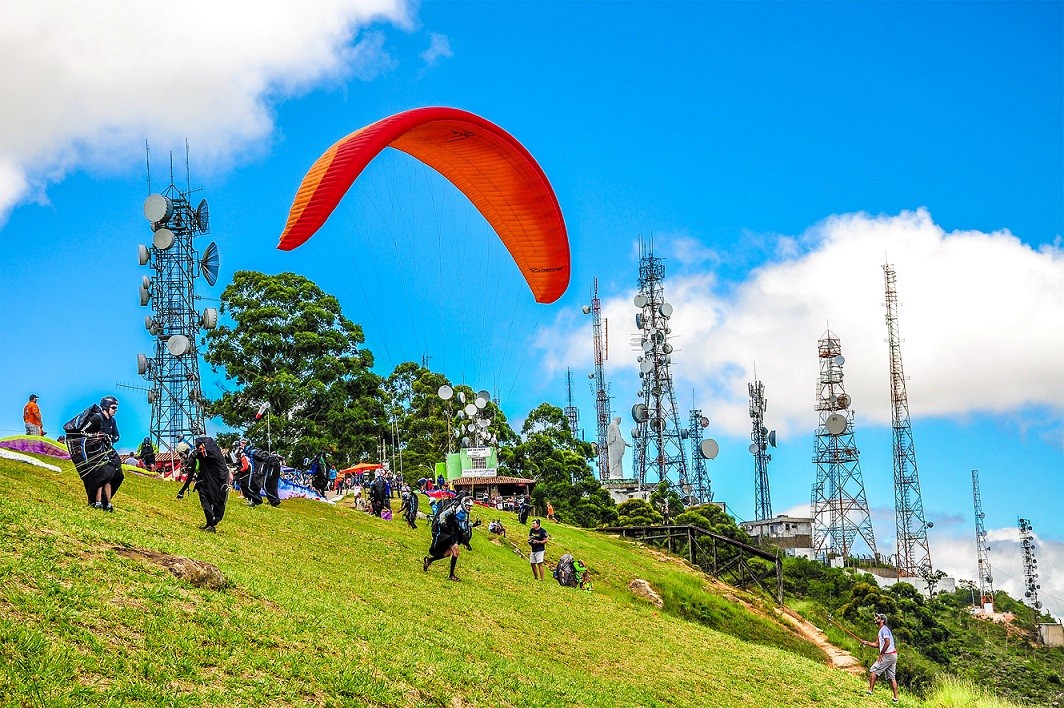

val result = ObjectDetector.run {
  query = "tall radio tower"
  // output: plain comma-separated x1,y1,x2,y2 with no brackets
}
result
810,330,877,562
971,469,994,608
749,377,777,521
136,151,219,453
883,263,932,577
1018,518,1043,612
563,368,580,439
686,410,714,504
583,278,611,479
631,240,693,496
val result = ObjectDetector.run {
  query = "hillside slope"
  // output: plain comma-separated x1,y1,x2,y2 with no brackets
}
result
0,452,882,707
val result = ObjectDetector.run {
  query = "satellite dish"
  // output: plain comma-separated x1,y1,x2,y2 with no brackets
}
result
138,244,150,266
641,340,653,352
761,426,768,436
631,428,640,438
663,343,674,354
836,393,851,409
926,521,934,529
680,429,689,439
200,241,220,286
458,391,466,404
581,305,591,315
141,275,151,290
639,359,654,373
461,437,470,447
453,429,461,438
147,389,157,404
659,302,674,317
138,286,150,306
699,439,719,459
464,403,478,416
700,416,710,428
631,403,649,423
634,293,648,308
825,413,847,435
456,410,466,420
649,417,664,432
153,228,175,251
635,313,643,329
144,316,155,331
143,193,173,223
166,334,191,356
834,355,846,366
477,390,491,402
201,308,218,330
474,396,487,409
137,353,148,374
588,372,595,379
768,430,777,447
195,199,210,232
748,443,758,454
436,385,452,401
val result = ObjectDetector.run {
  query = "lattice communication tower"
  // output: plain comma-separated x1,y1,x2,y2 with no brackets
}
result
582,278,612,479
563,368,580,440
971,469,994,606
883,263,932,577
810,330,877,562
630,240,700,499
686,410,714,503
136,157,219,453
749,378,777,521
1018,517,1042,612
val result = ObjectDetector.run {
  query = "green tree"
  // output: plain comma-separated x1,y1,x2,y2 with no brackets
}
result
203,270,385,466
500,403,615,528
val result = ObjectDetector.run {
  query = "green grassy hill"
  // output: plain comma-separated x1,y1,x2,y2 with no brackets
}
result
0,450,964,706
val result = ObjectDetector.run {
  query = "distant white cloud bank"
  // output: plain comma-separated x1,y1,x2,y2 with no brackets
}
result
0,0,414,223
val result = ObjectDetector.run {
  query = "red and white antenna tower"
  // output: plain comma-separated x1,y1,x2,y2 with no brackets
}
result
584,278,612,480
971,469,994,609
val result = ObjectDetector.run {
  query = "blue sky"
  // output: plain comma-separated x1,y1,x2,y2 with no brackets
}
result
0,1,1061,616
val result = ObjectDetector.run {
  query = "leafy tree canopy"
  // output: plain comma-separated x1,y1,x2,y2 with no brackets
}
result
204,270,385,466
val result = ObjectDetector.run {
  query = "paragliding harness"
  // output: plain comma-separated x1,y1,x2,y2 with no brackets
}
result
554,553,593,591
62,404,119,479
431,494,478,548
246,446,271,496
402,491,419,528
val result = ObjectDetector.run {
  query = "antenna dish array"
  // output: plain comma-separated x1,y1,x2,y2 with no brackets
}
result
135,163,219,453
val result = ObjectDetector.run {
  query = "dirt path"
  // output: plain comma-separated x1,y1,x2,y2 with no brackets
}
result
775,606,866,676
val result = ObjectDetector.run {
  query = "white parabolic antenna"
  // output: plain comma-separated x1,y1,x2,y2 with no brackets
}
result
464,403,478,416
659,302,674,317
438,385,453,400
825,413,847,435
477,390,491,402
143,193,172,223
153,228,175,251
138,244,150,265
474,396,487,409
639,359,654,373
634,293,648,308
699,416,710,428
166,334,190,356
699,439,719,459
631,403,649,423
581,305,591,314
748,443,758,454
834,355,846,366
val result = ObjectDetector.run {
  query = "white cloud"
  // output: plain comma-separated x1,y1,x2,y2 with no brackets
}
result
0,0,414,223
420,32,453,68
542,209,1064,439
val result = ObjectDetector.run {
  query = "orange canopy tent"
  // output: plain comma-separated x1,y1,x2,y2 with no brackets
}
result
339,462,383,477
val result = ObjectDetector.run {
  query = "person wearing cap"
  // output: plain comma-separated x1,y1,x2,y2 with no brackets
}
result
23,394,43,436
423,495,480,581
528,518,549,580
176,437,230,533
862,613,899,702
62,396,123,511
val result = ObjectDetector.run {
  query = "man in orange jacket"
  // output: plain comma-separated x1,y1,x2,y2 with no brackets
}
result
23,394,43,435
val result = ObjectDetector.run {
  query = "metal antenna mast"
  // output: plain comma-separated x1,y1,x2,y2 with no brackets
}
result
563,367,580,439
810,329,877,563
971,469,994,607
583,278,612,479
686,410,714,503
1018,518,1043,613
137,157,219,453
631,239,691,496
883,262,932,577
749,378,777,521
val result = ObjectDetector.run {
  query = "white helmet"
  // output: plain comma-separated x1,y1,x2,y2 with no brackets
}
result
461,496,474,511
176,441,191,458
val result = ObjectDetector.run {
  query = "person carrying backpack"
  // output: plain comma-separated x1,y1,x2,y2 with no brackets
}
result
369,473,388,516
423,496,480,581
399,490,419,529
137,436,156,472
63,396,124,511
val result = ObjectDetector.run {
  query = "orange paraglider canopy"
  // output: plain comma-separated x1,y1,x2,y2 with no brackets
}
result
278,107,570,303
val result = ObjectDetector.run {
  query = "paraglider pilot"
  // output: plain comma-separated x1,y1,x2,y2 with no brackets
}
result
423,496,480,581
176,437,230,533
63,396,123,511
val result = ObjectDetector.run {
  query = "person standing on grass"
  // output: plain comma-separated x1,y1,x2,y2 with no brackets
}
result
23,394,44,435
862,613,900,702
528,518,549,580
138,436,156,472
63,396,123,511
423,496,479,581
176,437,229,533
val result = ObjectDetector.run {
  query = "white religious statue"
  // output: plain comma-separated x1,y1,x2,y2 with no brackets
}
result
606,416,629,480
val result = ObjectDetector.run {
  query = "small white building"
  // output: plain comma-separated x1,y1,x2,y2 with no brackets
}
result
1038,623,1064,647
602,479,651,506
741,515,814,558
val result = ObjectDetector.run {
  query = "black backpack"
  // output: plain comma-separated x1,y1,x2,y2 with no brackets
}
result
63,404,102,434
554,553,578,587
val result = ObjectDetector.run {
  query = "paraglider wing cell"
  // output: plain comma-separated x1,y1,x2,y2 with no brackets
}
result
278,107,570,303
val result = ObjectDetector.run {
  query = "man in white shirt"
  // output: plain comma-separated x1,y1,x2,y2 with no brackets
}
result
862,613,899,702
